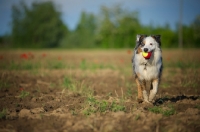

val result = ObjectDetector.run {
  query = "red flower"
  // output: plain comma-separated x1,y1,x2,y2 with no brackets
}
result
20,88,24,91
167,56,171,61
42,53,46,57
120,59,124,63
127,50,132,55
20,53,28,59
0,55,3,60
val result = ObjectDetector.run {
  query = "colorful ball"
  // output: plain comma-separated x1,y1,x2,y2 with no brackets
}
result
142,52,152,59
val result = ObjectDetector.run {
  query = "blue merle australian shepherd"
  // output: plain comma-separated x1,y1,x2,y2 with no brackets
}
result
132,34,163,104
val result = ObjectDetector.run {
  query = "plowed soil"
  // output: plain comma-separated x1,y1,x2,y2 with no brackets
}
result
0,49,200,132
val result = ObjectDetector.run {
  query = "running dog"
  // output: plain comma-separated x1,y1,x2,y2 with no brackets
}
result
132,34,163,103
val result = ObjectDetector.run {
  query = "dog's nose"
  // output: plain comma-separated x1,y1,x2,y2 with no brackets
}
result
144,48,148,52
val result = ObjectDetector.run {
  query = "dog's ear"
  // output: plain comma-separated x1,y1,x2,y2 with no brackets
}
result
135,34,146,53
136,34,141,42
152,35,161,46
136,34,146,43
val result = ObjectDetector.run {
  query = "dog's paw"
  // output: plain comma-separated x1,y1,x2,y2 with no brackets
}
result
141,101,154,108
149,99,155,104
137,98,143,103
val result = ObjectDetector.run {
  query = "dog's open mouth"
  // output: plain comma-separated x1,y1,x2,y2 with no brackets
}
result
142,51,152,59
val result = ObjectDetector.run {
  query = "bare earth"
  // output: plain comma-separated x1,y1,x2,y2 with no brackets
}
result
0,49,200,132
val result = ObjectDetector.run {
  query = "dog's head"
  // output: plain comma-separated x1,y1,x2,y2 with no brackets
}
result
135,34,161,53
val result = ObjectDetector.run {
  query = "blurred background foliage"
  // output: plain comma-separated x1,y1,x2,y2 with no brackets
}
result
0,1,200,48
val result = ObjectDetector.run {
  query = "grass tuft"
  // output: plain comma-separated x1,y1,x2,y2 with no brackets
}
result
148,105,175,116
19,90,30,98
62,76,93,96
80,59,87,70
0,80,10,90
83,96,126,115
0,108,7,119
47,61,66,69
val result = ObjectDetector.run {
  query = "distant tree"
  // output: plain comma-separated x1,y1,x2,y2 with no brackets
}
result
96,6,140,48
116,12,140,48
75,12,97,48
0,35,11,48
151,26,177,48
96,6,115,48
181,25,195,47
60,11,97,48
11,1,68,48
192,15,200,47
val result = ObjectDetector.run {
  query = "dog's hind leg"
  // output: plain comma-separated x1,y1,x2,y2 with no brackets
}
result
149,79,159,102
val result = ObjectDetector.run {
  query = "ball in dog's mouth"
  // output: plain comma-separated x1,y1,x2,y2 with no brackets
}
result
142,51,152,59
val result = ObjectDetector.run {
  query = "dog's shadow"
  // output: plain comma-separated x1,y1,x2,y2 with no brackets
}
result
154,95,200,106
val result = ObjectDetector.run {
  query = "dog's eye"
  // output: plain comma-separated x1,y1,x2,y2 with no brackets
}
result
141,43,145,46
150,43,153,46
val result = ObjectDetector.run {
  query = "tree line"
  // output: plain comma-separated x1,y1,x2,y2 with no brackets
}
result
1,1,200,48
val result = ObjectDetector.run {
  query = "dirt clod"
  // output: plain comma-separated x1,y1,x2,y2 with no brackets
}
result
18,109,31,118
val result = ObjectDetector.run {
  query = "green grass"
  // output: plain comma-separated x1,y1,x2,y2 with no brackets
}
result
81,85,127,115
1,59,116,71
125,84,134,98
160,83,171,89
166,60,200,69
1,60,66,70
181,80,198,88
62,76,127,116
148,105,175,116
110,101,126,112
0,80,10,90
79,59,115,70
19,90,30,98
47,61,66,69
180,71,199,88
194,105,200,110
80,59,87,70
62,76,93,96
8,61,40,70
0,108,7,119
0,60,39,70
71,110,78,116
63,76,73,89
83,96,126,115
90,63,115,70
135,114,140,120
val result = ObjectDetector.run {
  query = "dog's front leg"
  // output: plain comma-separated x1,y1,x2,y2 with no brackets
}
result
139,80,149,102
136,78,150,103
135,78,143,103
149,79,159,102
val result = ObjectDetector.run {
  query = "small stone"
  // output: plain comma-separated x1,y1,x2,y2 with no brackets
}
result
112,111,125,118
102,124,114,132
30,108,45,114
6,124,14,129
6,112,18,120
55,98,61,102
18,109,31,118
31,97,38,102
65,121,73,126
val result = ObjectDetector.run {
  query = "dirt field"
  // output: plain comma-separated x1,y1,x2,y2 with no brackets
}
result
0,49,200,132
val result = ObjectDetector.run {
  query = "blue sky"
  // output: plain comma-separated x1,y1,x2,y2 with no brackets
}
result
0,0,200,35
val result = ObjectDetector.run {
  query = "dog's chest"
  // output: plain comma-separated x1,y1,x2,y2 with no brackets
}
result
139,64,158,80
134,52,161,80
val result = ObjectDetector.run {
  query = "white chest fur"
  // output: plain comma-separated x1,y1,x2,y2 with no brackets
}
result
134,50,162,81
